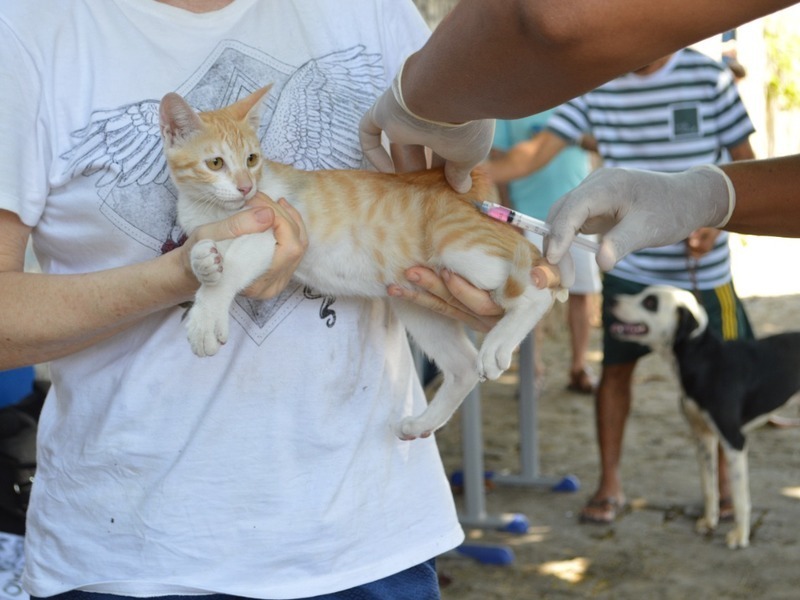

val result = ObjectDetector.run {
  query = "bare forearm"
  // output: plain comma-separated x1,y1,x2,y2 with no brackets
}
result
0,199,283,369
487,134,562,183
0,252,195,369
486,148,533,184
403,0,795,122
722,155,800,237
486,153,539,184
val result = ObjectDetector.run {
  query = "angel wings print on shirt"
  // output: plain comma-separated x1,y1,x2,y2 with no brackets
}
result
60,41,382,344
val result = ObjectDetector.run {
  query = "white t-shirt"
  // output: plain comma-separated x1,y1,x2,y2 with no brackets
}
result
0,1,463,597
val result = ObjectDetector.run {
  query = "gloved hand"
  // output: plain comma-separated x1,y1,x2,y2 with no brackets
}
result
544,165,735,271
359,61,495,194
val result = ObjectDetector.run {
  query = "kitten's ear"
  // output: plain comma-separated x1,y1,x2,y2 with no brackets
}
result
229,84,272,131
159,92,203,148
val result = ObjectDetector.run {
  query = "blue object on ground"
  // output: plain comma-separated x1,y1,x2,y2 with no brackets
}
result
0,366,35,408
449,470,494,488
551,474,581,493
501,513,530,534
456,544,515,566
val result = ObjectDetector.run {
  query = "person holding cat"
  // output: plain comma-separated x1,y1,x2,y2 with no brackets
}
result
0,1,463,599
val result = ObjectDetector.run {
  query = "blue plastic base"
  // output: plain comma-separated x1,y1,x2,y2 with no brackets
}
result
551,474,581,493
456,543,515,566
501,513,529,534
449,470,494,488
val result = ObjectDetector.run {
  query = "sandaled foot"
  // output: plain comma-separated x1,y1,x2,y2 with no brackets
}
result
567,367,597,394
579,496,626,524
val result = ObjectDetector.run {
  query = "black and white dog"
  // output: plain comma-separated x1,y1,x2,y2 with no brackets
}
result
610,285,800,549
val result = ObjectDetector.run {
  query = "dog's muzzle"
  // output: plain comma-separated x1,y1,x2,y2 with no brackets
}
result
609,321,648,339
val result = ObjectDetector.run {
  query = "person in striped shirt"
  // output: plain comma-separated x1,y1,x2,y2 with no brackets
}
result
485,48,756,524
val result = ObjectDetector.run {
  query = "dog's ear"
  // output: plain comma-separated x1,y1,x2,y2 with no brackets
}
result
674,306,700,344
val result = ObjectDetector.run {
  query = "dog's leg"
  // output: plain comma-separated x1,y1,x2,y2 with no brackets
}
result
725,448,751,549
682,398,719,533
694,433,719,534
389,298,480,440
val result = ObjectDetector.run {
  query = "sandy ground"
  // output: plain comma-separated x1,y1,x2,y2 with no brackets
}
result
435,235,800,599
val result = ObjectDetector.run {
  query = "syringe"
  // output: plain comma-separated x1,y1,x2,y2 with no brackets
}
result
472,200,600,254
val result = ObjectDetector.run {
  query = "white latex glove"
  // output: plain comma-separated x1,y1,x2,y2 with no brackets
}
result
544,165,735,271
359,61,495,194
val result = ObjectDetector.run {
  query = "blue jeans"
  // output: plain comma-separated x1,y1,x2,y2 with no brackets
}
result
32,559,440,600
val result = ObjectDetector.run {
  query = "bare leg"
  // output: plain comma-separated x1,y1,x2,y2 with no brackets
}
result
580,360,637,523
568,294,591,374
566,293,597,393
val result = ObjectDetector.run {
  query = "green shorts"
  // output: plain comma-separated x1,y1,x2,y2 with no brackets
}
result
602,274,754,366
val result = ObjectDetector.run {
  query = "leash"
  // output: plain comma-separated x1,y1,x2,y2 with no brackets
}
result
685,242,705,306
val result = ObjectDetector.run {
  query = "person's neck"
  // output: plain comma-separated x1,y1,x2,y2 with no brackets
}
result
156,0,235,13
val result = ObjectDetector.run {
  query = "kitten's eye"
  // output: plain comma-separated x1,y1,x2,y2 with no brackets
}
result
205,157,225,171
246,153,259,167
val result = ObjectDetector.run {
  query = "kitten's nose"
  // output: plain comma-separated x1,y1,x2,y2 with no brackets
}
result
236,174,253,197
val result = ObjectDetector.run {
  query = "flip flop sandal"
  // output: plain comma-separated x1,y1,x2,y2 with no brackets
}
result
567,368,597,394
579,496,626,524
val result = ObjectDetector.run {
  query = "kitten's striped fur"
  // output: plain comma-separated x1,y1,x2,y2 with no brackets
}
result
160,86,563,439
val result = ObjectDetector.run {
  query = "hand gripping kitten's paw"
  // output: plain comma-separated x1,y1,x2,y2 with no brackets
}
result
726,527,749,550
191,239,223,286
185,303,229,357
394,416,434,441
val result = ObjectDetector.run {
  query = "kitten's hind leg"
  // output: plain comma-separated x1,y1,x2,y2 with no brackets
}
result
479,284,553,380
389,298,480,440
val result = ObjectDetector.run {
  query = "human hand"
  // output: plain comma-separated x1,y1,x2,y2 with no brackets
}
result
686,228,720,259
388,267,504,333
359,62,495,194
545,165,735,271
241,194,307,299
179,193,307,300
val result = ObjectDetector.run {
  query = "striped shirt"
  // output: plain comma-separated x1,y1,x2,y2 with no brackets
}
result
547,48,754,290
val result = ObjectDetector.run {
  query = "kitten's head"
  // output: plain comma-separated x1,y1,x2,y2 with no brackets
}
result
159,86,270,210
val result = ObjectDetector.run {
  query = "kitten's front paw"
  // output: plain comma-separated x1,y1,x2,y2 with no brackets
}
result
191,239,223,286
185,303,229,357
394,417,434,441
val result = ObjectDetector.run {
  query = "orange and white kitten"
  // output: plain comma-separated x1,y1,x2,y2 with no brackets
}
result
159,86,563,440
